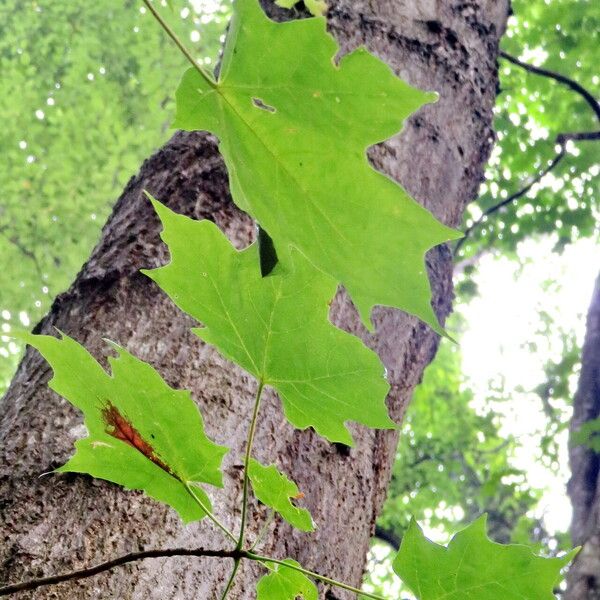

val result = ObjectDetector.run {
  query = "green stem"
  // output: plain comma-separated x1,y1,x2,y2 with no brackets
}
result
246,552,388,600
184,482,237,544
219,558,242,599
236,380,265,550
140,0,216,87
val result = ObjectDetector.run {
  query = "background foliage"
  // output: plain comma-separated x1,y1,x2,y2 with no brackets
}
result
0,0,229,387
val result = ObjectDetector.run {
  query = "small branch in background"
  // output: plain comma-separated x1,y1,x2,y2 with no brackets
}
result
374,525,401,551
454,247,491,276
0,548,240,597
455,51,600,255
499,51,600,123
557,130,600,144
455,144,566,254
0,229,45,287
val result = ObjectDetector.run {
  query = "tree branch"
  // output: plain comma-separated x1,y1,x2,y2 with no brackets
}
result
557,130,600,144
455,51,600,253
374,525,401,551
0,229,45,285
455,50,600,253
0,548,241,597
1,545,392,600
455,145,566,254
500,51,600,123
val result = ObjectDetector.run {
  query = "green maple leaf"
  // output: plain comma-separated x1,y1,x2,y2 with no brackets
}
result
22,332,228,523
256,560,317,600
173,0,460,333
248,459,314,531
144,199,393,445
393,516,578,599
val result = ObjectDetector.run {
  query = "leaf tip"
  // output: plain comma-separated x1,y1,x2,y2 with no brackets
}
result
563,546,581,564
424,90,439,105
144,191,168,216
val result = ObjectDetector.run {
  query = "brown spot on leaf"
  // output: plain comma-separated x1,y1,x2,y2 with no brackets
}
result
101,401,175,477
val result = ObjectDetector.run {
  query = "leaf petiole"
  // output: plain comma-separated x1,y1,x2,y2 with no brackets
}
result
184,482,237,543
140,0,217,88
237,380,265,550
219,557,242,600
246,552,388,600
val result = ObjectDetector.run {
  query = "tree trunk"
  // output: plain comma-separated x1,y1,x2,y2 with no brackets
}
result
0,1,508,597
566,273,600,600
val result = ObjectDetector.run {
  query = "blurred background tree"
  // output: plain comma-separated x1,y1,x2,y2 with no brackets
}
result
365,0,599,596
0,0,598,597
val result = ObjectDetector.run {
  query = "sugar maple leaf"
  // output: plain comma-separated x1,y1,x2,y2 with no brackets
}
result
144,199,393,445
256,560,317,600
173,0,460,333
248,459,314,531
393,515,578,599
22,332,228,523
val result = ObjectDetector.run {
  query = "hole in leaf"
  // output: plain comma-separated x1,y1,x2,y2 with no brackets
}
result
252,97,276,113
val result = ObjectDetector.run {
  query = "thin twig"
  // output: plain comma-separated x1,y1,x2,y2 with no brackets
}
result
1,544,394,600
500,51,600,123
455,145,566,253
249,510,275,552
0,548,240,597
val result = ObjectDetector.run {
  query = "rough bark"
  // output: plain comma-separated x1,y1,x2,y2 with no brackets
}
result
566,274,600,600
0,1,508,598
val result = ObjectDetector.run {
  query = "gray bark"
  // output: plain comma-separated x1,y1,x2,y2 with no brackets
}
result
566,274,600,600
0,1,508,598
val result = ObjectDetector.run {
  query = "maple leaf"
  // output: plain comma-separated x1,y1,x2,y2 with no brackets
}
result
173,0,460,333
393,515,578,599
256,559,317,600
248,459,314,531
22,332,228,523
144,198,393,445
